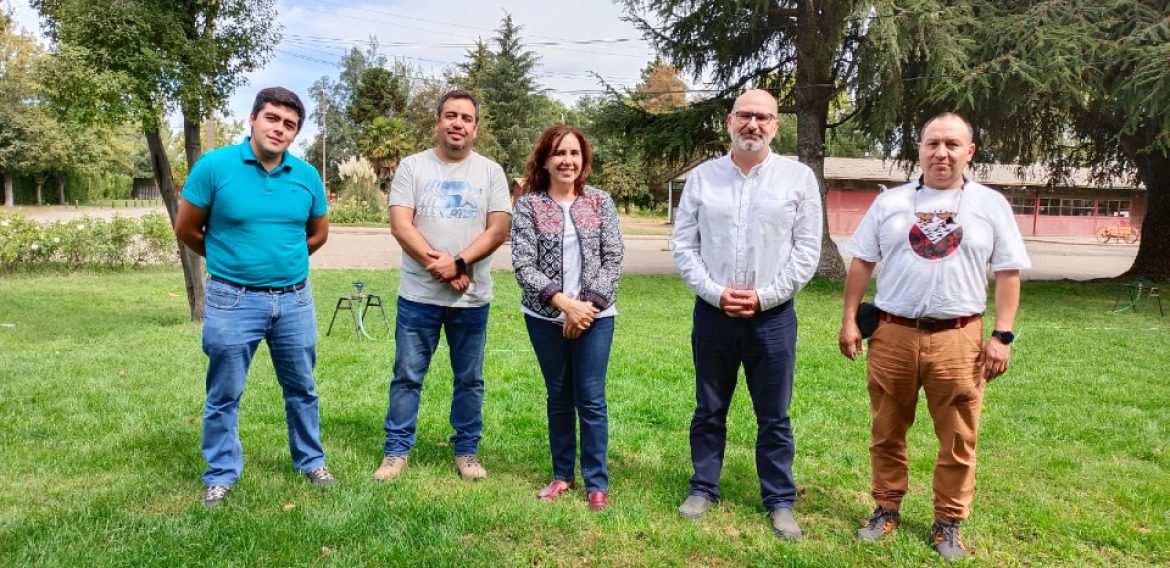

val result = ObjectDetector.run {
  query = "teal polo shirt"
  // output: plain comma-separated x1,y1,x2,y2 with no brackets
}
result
182,138,328,287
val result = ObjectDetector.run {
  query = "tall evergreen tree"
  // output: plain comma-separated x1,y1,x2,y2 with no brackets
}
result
478,13,542,178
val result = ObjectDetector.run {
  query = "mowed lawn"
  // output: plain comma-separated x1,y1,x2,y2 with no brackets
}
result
1,269,1167,567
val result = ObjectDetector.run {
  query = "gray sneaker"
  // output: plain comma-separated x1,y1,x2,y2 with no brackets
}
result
931,519,970,561
202,485,229,508
678,494,714,519
305,467,339,486
770,507,802,541
858,506,901,541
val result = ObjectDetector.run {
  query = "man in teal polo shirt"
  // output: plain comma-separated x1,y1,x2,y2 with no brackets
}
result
175,86,334,507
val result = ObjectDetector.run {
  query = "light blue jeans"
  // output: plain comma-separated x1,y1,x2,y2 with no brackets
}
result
383,297,489,457
200,278,325,487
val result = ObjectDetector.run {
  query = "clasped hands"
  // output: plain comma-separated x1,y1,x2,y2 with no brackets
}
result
720,288,760,318
425,250,469,292
552,293,598,339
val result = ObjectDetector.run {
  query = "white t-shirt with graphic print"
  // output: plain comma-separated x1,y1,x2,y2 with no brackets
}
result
847,180,1031,319
389,149,511,308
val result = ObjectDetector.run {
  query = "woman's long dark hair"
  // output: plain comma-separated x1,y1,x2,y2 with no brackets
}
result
522,125,592,196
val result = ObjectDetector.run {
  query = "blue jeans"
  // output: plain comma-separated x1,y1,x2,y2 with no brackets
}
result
383,297,489,456
524,315,614,494
688,298,798,511
200,279,325,487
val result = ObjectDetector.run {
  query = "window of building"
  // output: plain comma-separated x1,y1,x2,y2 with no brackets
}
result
1008,196,1035,215
1098,199,1131,217
1036,197,1098,216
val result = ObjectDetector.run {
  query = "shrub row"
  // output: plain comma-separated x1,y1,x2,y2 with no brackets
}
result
0,213,178,270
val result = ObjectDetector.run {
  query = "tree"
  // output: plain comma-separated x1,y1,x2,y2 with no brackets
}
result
620,0,900,280
304,42,386,188
634,59,688,115
35,0,280,321
865,0,1170,279
0,13,57,207
477,13,543,178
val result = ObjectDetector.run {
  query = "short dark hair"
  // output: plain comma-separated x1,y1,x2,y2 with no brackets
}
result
920,112,973,143
251,87,306,131
436,89,480,123
522,125,593,197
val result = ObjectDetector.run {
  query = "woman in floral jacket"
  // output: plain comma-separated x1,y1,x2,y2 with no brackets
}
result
512,125,624,512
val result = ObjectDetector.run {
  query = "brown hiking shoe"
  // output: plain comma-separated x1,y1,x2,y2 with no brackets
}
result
858,506,901,541
932,519,970,561
454,455,487,480
372,455,408,482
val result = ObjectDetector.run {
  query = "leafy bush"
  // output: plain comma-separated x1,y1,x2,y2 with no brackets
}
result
328,196,389,225
0,213,178,271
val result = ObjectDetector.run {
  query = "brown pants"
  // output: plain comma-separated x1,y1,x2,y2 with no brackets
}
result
866,318,985,521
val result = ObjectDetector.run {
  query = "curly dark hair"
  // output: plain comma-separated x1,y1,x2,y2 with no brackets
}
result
522,125,592,196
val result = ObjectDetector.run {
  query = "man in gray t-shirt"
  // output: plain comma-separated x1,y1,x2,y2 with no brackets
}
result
373,89,511,483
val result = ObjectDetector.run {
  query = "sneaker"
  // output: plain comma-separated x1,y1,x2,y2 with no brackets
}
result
678,494,714,519
203,485,229,508
931,519,970,561
770,507,802,542
858,506,901,541
305,467,339,486
454,455,487,480
372,456,408,482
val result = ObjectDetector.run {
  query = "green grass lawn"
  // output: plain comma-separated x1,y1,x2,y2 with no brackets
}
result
1,269,1167,566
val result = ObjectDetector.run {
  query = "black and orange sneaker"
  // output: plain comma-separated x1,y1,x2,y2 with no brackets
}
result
858,506,901,541
931,518,970,561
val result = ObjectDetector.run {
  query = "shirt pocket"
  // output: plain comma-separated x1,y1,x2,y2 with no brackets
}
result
754,194,798,228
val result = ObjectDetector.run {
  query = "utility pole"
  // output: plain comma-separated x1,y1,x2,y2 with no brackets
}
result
320,95,328,193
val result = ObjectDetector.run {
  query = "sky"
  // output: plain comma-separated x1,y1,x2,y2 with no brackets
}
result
6,0,662,157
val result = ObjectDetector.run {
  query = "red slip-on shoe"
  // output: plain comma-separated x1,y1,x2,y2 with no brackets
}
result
537,480,576,501
588,491,609,512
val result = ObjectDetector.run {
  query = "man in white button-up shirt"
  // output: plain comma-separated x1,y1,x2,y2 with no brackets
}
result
672,89,822,541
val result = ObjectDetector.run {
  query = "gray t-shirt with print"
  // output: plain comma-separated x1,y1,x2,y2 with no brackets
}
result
388,149,511,308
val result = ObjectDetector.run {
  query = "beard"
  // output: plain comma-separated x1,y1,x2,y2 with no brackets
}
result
730,127,774,152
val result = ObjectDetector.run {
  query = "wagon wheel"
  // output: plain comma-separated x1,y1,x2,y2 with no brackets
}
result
1125,228,1139,244
1095,227,1110,243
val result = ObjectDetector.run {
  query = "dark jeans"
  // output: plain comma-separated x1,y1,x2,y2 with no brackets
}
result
383,297,489,457
688,297,798,511
524,315,615,494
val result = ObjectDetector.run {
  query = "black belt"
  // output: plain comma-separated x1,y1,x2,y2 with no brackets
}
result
879,310,981,332
210,275,307,294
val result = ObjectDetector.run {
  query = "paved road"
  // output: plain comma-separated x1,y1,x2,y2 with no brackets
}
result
316,226,1138,281
17,205,1139,280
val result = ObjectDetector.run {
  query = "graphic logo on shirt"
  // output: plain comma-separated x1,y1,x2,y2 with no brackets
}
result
909,209,962,259
416,180,482,219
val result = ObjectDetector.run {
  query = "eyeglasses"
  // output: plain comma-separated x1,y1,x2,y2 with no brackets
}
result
731,111,777,125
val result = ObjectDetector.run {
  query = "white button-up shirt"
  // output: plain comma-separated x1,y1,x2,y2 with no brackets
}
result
672,152,823,311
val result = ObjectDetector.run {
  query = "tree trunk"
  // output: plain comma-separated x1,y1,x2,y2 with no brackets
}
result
146,123,206,322
183,114,203,174
35,175,44,206
56,173,66,205
1121,138,1170,280
3,174,13,207
794,1,847,281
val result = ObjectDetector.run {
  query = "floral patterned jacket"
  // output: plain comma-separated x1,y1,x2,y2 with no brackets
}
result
511,185,624,319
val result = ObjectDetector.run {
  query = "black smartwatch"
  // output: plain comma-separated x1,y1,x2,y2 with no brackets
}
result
454,255,467,275
991,330,1015,345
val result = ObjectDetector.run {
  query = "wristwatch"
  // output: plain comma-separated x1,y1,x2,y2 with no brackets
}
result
454,255,467,275
991,330,1015,345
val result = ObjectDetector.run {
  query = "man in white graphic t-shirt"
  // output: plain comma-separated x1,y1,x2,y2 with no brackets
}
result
373,89,511,483
838,113,1031,560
